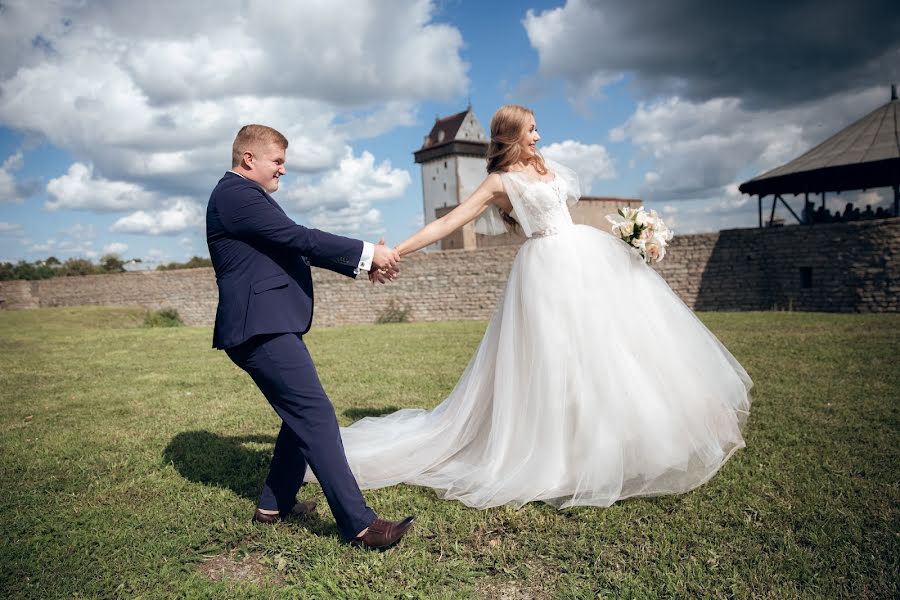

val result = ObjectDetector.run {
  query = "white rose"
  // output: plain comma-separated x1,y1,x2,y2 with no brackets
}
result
635,212,650,226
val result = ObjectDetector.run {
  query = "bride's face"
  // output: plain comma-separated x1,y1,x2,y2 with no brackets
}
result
518,116,540,159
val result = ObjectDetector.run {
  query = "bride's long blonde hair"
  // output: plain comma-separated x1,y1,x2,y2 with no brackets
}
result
486,104,548,176
486,105,547,228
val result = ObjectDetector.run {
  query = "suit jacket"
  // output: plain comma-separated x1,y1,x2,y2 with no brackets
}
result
206,171,363,349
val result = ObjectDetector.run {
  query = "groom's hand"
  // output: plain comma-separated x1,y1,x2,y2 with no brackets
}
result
369,238,400,284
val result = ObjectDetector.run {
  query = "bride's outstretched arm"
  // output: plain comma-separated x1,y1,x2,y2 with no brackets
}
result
396,174,505,256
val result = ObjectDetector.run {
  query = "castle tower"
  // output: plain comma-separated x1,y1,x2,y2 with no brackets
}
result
413,106,488,250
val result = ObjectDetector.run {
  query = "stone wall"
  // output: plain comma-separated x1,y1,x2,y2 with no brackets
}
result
1,218,897,326
0,268,219,325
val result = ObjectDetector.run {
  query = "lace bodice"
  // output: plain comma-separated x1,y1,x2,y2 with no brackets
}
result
474,158,582,239
504,173,574,237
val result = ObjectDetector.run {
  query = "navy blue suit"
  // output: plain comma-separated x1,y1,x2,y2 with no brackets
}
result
207,171,376,539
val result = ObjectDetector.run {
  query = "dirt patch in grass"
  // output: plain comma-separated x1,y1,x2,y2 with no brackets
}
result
475,579,551,600
197,552,284,587
474,554,560,600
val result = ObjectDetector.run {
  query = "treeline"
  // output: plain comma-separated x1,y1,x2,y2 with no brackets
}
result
0,255,212,281
155,256,212,271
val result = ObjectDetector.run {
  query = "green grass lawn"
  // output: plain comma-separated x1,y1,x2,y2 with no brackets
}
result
1,307,897,599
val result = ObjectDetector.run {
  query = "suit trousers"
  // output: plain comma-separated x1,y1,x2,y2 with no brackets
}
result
225,332,376,540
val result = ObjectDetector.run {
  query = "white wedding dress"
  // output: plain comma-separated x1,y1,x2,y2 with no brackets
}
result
309,160,752,509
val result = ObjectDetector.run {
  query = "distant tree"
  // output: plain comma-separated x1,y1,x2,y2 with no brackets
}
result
0,255,153,279
12,260,55,280
99,254,125,273
183,256,212,269
30,261,57,280
0,260,58,280
156,256,212,271
59,257,99,277
0,262,16,281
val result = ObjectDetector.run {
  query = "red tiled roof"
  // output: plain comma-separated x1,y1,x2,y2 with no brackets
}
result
420,109,470,150
580,196,641,203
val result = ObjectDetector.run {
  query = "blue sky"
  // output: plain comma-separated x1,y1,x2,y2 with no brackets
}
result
0,0,897,266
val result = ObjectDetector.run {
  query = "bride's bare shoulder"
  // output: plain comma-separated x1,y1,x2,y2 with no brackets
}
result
484,171,505,190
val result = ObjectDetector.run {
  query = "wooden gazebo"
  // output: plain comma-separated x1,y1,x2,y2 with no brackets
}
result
739,85,900,226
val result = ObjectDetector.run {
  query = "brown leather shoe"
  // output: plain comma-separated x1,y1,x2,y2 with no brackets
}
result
252,500,317,524
350,516,415,550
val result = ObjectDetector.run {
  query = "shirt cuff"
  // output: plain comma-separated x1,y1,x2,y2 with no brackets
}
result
357,241,375,272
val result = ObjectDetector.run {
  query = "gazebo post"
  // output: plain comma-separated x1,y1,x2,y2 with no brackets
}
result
758,195,763,228
769,194,779,226
894,185,899,217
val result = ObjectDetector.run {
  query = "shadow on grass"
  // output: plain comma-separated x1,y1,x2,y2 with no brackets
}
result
163,431,343,540
343,405,403,421
163,431,275,500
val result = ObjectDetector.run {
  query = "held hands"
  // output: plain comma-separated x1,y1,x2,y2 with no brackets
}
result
369,238,400,284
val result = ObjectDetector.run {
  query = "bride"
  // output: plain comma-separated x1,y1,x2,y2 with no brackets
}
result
311,104,752,509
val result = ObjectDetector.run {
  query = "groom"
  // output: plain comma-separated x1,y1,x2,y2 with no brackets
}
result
206,124,414,549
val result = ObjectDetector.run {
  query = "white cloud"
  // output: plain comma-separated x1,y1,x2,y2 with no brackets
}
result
111,199,204,235
46,163,203,235
282,147,411,238
63,223,97,241
607,85,894,231
857,190,885,206
287,148,411,210
46,163,157,212
0,222,24,236
103,242,129,256
307,204,386,239
3,152,23,172
28,240,56,253
612,87,888,205
541,140,616,195
27,225,97,258
140,247,170,268
0,0,466,205
0,151,35,203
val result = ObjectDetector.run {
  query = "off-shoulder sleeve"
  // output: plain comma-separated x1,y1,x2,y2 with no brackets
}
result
545,158,581,206
473,202,508,236
498,171,535,238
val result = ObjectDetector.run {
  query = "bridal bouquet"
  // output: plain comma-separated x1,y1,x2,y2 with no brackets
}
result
606,206,674,264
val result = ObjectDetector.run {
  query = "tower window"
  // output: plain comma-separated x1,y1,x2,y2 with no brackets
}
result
443,183,447,191
444,161,447,168
800,267,812,289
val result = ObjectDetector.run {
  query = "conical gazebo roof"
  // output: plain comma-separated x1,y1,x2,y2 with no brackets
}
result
739,88,899,197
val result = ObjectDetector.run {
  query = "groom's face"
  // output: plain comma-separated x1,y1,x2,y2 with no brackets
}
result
246,141,287,193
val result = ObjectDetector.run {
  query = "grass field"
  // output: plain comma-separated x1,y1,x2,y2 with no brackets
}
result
0,307,897,598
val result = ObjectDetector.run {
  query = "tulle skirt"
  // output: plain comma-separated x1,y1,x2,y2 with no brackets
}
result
309,224,752,509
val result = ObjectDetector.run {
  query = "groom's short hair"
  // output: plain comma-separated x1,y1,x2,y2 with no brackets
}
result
232,124,289,167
